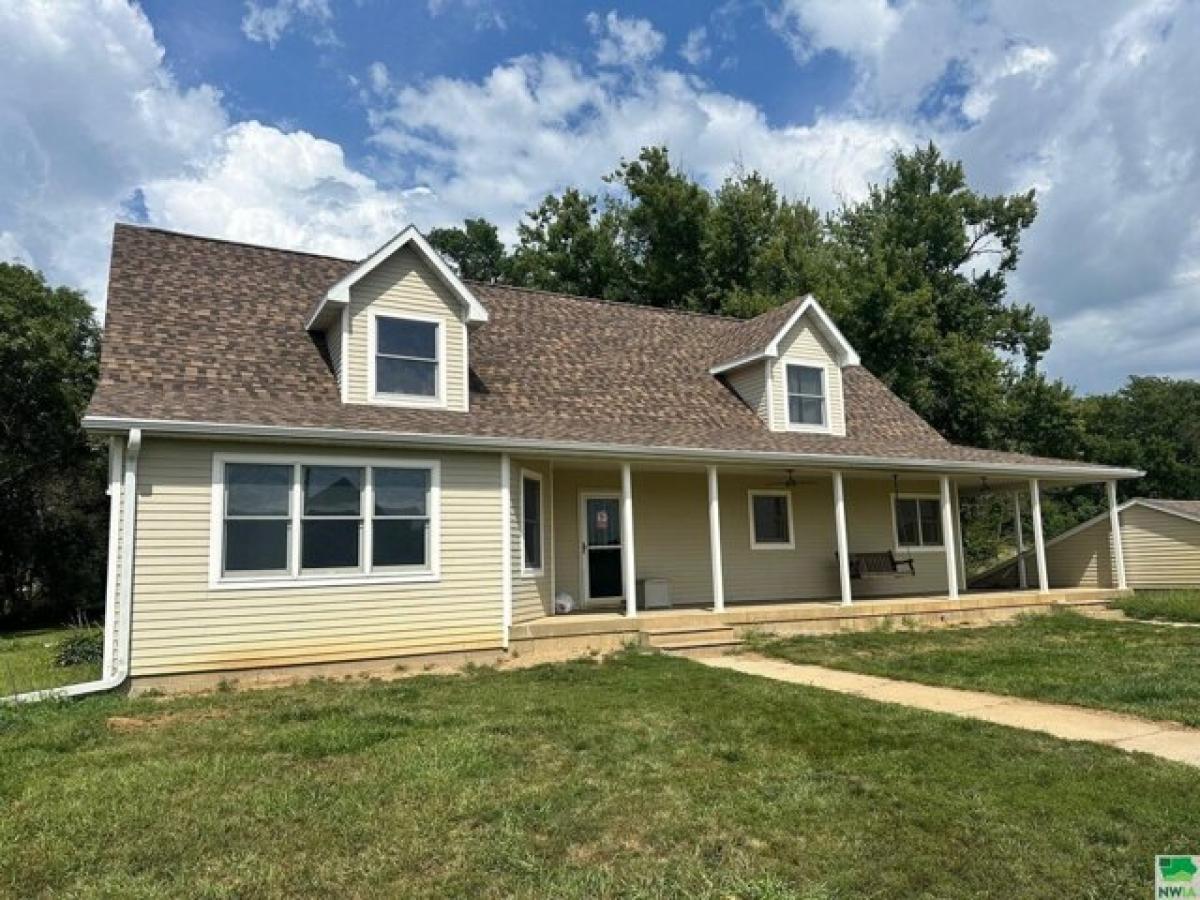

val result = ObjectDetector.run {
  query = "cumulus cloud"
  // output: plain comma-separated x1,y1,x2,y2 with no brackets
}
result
369,53,909,236
241,0,335,47
586,11,666,68
0,0,406,306
767,0,900,63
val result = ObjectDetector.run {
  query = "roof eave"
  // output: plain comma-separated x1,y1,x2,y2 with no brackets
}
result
81,414,1145,481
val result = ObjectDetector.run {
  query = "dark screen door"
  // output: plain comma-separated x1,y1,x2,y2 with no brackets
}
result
584,496,623,599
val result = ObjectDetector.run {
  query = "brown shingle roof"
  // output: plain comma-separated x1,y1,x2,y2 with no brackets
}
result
86,224,1129,474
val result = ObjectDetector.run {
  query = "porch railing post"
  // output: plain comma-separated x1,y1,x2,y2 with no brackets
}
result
621,463,637,618
1107,480,1128,590
1013,491,1028,589
707,465,725,612
952,482,967,592
832,471,852,606
939,476,959,600
1029,478,1049,593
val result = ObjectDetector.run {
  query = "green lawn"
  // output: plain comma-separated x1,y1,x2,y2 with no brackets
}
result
1115,589,1200,624
0,626,101,696
2,652,1199,898
760,611,1200,727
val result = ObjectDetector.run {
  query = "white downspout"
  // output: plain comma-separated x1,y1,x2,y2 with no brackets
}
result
5,428,142,703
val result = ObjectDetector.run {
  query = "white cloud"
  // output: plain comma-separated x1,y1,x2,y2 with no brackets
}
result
427,0,506,31
0,0,407,307
368,61,391,96
680,27,711,67
241,0,335,48
585,11,665,68
369,53,908,237
767,0,900,63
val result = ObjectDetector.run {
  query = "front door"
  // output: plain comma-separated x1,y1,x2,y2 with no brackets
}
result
581,493,623,603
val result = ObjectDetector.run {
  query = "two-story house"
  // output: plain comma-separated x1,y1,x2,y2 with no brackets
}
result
65,223,1137,693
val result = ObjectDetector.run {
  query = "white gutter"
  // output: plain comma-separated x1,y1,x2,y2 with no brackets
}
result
82,414,1144,482
4,428,142,703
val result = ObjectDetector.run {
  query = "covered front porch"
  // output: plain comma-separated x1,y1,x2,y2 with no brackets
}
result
501,455,1132,628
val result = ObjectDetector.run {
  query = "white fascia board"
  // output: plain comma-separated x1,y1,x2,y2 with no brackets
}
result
765,295,861,367
709,352,770,375
81,415,1145,481
305,225,489,331
1135,499,1200,527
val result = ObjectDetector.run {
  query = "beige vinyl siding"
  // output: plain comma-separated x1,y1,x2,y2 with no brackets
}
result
1122,505,1200,586
549,469,950,606
511,458,552,623
326,308,344,390
725,362,770,425
344,245,467,410
127,438,502,676
1042,504,1200,589
769,315,846,435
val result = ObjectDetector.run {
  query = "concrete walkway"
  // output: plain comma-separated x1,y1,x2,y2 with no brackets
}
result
698,654,1200,767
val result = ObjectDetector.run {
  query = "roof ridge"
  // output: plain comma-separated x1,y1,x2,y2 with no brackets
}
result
115,222,359,264
468,279,743,322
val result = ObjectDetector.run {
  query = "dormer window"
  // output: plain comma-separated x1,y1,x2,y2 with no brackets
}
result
371,312,442,404
786,364,826,427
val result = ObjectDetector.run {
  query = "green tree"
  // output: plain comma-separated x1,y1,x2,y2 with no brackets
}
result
827,143,1042,447
426,218,508,282
507,189,627,298
606,147,711,310
0,263,106,625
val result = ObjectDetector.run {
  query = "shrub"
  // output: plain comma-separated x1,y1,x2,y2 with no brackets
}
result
54,629,103,667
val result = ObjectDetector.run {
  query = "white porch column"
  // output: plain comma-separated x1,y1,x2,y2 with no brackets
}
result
1107,480,1128,590
621,463,637,617
952,482,967,592
1029,478,1049,593
1013,491,1028,589
500,453,512,647
832,471,852,606
707,466,725,612
939,476,959,600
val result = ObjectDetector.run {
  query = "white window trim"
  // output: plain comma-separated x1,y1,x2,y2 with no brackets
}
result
891,492,944,553
368,310,447,408
519,468,545,578
209,451,441,590
782,360,833,434
748,489,795,550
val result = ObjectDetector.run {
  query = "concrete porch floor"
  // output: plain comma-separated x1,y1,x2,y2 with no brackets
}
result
508,587,1129,656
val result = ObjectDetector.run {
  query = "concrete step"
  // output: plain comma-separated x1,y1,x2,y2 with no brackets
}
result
641,625,741,653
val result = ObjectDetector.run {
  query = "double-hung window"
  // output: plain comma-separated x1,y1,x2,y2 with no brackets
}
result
893,496,943,549
373,314,440,400
749,490,794,549
217,457,438,585
521,471,543,574
786,364,826,427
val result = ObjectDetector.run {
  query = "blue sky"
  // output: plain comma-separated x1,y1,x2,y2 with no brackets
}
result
2,0,1199,393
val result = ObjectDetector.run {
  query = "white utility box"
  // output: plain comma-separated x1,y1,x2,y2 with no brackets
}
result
637,578,671,610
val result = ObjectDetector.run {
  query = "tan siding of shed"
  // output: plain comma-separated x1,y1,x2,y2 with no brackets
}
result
1121,505,1200,587
769,315,846,435
344,246,467,410
127,438,502,676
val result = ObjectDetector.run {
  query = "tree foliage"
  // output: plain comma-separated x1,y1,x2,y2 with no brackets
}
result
0,263,106,626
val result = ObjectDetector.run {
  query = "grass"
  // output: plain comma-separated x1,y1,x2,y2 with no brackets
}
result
760,611,1200,727
1115,589,1200,623
0,625,102,696
2,651,1200,898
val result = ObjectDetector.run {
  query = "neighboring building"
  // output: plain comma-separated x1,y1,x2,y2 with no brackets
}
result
973,499,1200,590
78,224,1138,688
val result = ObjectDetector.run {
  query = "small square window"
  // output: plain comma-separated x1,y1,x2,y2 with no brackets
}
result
750,492,793,548
375,316,439,399
786,364,826,426
894,497,943,548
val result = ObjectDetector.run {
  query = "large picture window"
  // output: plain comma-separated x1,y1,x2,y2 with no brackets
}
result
893,495,943,549
373,314,440,399
786,364,826,427
748,490,794,549
521,471,543,574
215,456,439,587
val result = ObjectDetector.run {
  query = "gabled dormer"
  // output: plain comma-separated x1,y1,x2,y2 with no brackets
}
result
712,295,858,437
307,226,488,411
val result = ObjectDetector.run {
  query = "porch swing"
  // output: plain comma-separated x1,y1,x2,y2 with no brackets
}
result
837,474,917,579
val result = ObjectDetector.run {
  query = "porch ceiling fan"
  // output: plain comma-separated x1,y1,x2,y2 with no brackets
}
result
766,468,815,488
